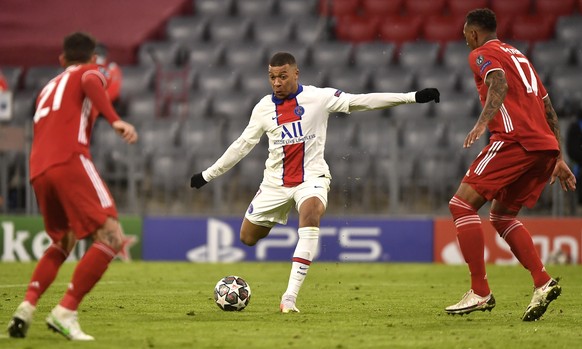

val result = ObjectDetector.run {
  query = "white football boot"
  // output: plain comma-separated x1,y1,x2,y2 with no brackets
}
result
522,278,561,321
445,289,496,315
46,305,94,341
7,301,36,338
280,294,300,313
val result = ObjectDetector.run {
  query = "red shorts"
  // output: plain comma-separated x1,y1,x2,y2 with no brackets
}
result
462,141,558,211
31,154,118,242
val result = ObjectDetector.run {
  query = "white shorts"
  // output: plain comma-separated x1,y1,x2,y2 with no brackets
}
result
244,176,331,228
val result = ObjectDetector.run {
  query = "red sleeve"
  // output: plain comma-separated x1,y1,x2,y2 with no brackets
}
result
81,71,120,124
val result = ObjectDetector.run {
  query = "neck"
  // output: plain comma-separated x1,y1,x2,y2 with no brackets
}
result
479,33,497,46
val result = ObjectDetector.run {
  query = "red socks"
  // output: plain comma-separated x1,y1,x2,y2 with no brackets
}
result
24,244,69,306
490,213,550,288
60,242,116,311
449,196,490,296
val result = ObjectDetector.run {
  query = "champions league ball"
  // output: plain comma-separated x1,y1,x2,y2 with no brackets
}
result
213,276,251,311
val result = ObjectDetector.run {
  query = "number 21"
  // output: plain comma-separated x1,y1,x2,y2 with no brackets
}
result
33,72,70,123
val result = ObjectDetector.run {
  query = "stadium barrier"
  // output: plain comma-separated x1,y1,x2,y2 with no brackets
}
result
1,215,580,264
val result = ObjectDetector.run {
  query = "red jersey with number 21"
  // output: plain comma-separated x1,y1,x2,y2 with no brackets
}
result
30,64,107,180
468,39,558,152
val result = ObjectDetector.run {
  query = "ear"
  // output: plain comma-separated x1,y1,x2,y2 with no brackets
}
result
58,53,66,68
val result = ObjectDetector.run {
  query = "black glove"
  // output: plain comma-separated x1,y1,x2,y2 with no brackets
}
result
190,172,208,189
415,88,440,103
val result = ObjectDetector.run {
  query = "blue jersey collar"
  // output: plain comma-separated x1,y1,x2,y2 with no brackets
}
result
271,84,303,105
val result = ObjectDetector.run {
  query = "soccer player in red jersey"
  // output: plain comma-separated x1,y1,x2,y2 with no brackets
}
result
7,32,138,340
445,9,576,321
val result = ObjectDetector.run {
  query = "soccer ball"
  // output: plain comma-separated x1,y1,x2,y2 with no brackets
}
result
213,275,251,311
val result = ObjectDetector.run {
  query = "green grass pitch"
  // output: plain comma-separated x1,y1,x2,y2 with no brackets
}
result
1,262,580,348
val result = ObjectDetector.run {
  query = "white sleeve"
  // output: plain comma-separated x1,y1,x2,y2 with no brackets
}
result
347,92,417,112
201,136,256,182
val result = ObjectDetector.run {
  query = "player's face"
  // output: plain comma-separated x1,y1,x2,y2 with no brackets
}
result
268,64,299,99
463,23,478,51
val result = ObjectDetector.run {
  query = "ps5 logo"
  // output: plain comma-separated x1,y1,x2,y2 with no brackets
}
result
186,219,245,262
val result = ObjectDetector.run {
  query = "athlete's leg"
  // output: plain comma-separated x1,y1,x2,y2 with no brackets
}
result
240,219,272,246
490,200,550,287
281,197,325,312
449,183,490,296
59,217,123,311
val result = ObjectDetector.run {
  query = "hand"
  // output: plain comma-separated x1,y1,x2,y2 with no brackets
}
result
550,159,576,192
415,88,440,103
112,120,138,144
463,122,487,148
190,172,208,189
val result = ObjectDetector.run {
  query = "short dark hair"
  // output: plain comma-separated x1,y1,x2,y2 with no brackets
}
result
63,32,96,63
269,52,296,67
466,8,497,33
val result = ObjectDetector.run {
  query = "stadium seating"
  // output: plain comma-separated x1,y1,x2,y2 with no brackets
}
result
234,0,278,17
414,68,460,95
310,42,354,67
23,66,62,91
266,43,311,66
126,92,158,121
207,17,252,43
555,15,582,42
185,42,225,69
403,0,446,17
529,40,574,75
1,66,22,90
238,67,270,96
209,94,255,120
378,15,423,46
293,17,331,44
352,42,396,68
422,15,465,44
194,0,235,16
252,17,295,45
9,90,36,125
491,0,532,17
298,66,328,86
432,92,477,120
510,14,555,42
319,0,360,17
335,15,378,43
535,0,577,17
397,41,440,69
165,16,208,42
442,41,471,71
138,41,186,67
326,67,371,93
279,0,318,17
371,67,415,92
446,0,489,16
361,0,403,17
223,43,266,68
119,65,156,100
195,67,240,93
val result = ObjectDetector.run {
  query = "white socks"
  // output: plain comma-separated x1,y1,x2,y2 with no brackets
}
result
284,227,319,298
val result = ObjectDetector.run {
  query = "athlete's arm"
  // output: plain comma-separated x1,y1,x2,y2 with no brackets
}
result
81,72,120,124
347,88,439,112
464,69,508,148
201,136,256,182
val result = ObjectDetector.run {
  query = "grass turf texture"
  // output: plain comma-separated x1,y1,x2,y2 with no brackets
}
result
1,262,580,349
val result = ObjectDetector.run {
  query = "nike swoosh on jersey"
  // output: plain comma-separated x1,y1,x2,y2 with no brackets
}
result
272,113,283,120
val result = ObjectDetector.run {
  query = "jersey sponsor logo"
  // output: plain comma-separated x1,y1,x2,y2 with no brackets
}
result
294,105,305,116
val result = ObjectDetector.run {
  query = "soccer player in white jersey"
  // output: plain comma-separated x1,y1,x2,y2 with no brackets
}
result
190,52,440,313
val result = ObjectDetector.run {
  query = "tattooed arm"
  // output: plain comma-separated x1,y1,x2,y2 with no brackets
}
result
464,70,508,148
543,95,577,190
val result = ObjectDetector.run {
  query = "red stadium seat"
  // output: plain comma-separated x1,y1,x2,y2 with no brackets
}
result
495,16,513,40
447,0,489,16
319,0,360,17
423,15,465,44
335,15,378,42
361,0,403,16
491,0,532,17
403,0,446,17
378,15,423,46
510,14,554,42
579,0,582,13
535,0,576,17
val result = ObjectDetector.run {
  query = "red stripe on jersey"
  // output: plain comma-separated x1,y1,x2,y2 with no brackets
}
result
276,99,304,187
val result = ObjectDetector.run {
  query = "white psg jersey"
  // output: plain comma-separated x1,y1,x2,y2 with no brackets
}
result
241,85,349,187
201,84,416,187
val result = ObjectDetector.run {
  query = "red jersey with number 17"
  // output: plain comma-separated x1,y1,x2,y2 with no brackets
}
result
468,39,558,152
30,64,107,180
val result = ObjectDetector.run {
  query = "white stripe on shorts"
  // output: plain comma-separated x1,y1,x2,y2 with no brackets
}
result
79,154,112,208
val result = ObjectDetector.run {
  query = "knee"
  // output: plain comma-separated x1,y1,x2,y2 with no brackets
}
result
240,233,257,247
489,212,520,238
93,218,123,252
